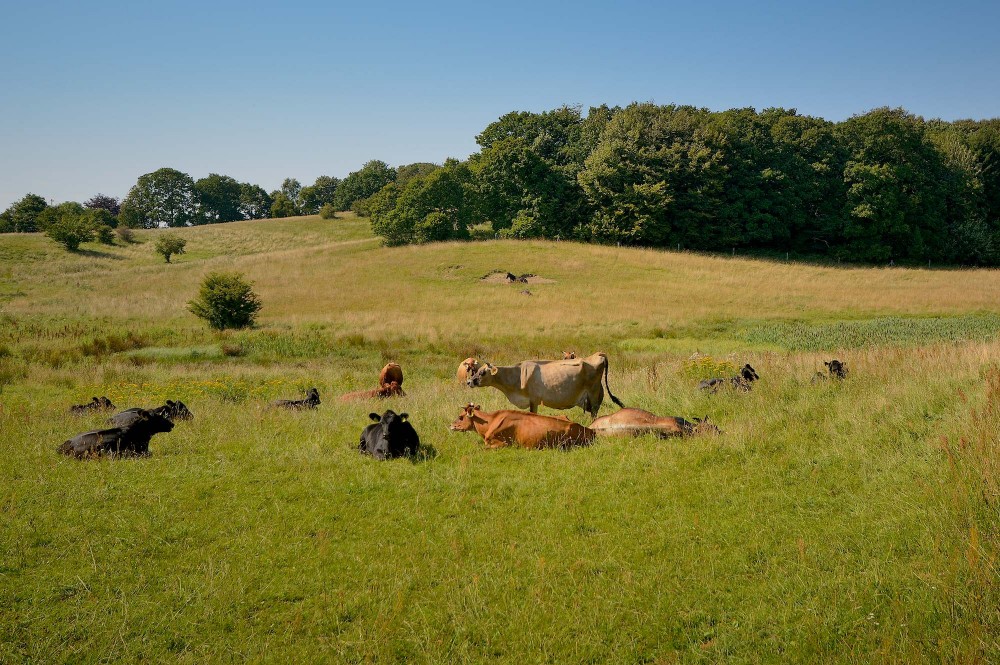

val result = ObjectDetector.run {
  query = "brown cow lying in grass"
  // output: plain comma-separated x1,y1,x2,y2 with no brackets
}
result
339,381,405,401
449,403,595,449
590,408,720,438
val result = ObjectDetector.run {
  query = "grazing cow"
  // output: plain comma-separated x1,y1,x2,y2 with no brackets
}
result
359,410,420,459
59,409,174,458
449,403,595,449
590,408,720,438
108,400,193,428
339,381,405,401
457,357,481,384
379,362,404,387
467,351,624,417
272,388,321,409
698,364,759,393
69,396,116,414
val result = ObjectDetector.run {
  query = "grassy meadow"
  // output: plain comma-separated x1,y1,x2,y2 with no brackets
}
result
1,215,998,663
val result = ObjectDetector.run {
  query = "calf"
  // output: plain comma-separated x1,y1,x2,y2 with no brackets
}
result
449,403,595,450
59,409,174,458
69,396,116,414
272,388,321,409
359,410,420,460
108,400,193,428
698,364,759,393
339,381,405,401
590,408,720,438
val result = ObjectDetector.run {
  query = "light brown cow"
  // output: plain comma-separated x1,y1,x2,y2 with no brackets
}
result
456,357,481,384
339,381,405,402
379,362,404,387
590,408,720,438
449,404,595,449
467,351,624,417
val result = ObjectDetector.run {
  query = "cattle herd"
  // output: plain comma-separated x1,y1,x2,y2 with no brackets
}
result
58,355,849,460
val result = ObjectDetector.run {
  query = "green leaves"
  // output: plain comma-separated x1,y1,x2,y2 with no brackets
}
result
187,271,263,330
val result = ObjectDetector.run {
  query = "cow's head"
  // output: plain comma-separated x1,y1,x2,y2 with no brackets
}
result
366,410,411,460
562,351,577,360
467,364,498,388
740,364,759,382
458,357,480,383
377,381,403,398
169,400,194,420
306,388,321,404
824,360,847,379
449,404,482,432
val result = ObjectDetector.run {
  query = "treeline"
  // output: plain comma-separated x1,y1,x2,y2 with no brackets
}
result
367,105,1000,265
0,160,401,234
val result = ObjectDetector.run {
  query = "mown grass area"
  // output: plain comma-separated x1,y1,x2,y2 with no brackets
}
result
1,217,998,662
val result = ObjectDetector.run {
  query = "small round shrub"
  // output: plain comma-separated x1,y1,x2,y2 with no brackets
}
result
94,224,116,245
115,227,135,243
188,271,263,330
45,215,94,251
155,234,187,263
319,204,338,219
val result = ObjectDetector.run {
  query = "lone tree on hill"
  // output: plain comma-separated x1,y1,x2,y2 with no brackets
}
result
188,271,263,330
155,234,187,263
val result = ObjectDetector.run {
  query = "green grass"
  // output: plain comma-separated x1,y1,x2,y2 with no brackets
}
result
1,217,998,663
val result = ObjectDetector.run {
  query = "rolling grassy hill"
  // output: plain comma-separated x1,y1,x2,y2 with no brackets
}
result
1,215,998,663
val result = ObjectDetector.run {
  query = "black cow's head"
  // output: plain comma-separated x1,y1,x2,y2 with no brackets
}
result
306,388,321,405
125,409,175,436
740,364,759,382
824,360,848,380
366,410,412,460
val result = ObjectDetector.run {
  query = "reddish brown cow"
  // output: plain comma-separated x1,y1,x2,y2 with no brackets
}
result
562,351,577,359
379,362,404,387
449,403,595,449
339,381,405,402
590,408,720,438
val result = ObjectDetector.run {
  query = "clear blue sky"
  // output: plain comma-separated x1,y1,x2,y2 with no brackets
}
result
2,0,998,209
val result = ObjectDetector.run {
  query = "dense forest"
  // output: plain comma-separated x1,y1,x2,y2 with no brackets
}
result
4,105,999,265
368,105,1000,265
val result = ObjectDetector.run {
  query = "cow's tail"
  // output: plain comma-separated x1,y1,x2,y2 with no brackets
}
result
601,353,625,409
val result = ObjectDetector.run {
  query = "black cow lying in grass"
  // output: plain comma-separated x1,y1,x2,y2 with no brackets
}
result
59,409,174,458
359,410,420,460
69,396,116,414
812,359,849,383
272,388,321,409
698,364,760,393
108,400,193,427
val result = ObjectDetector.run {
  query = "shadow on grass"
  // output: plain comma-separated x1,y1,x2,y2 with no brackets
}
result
76,248,125,260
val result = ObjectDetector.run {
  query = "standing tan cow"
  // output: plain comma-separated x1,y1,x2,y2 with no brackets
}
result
449,403,595,449
467,351,624,417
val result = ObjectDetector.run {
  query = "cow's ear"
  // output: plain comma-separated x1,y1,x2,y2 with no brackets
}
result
490,366,499,375
369,413,381,422
474,404,481,411
399,413,409,421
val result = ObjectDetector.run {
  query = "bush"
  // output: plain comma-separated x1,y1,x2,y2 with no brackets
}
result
115,227,135,243
350,197,371,217
45,215,94,251
319,204,338,219
188,271,263,330
155,234,187,263
94,224,115,245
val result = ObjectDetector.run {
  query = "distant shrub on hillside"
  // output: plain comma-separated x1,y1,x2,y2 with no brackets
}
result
115,227,135,243
319,204,338,219
188,271,263,330
155,234,187,263
45,214,94,251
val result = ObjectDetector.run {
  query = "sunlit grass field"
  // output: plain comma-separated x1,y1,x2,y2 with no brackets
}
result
1,215,998,663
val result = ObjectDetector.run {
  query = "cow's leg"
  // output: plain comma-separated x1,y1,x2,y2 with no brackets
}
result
529,402,538,413
484,438,505,449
